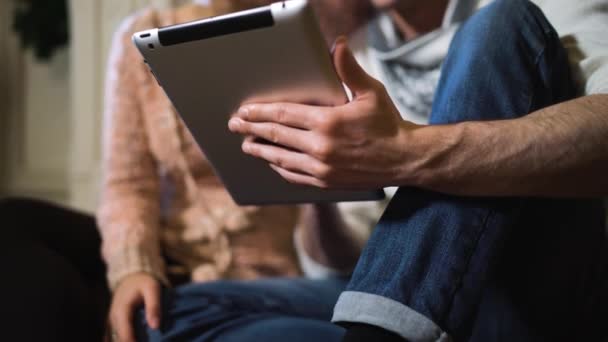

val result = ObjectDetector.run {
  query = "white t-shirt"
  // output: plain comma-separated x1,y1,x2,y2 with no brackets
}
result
357,0,608,98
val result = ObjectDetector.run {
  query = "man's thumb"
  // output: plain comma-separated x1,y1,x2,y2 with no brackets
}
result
332,36,375,96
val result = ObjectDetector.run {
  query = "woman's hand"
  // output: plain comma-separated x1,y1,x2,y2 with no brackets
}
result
109,272,161,342
228,36,420,190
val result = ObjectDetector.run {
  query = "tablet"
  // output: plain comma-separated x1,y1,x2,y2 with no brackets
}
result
132,0,384,205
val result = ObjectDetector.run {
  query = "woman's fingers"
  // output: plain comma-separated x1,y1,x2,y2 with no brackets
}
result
111,297,137,342
142,281,161,329
108,274,162,341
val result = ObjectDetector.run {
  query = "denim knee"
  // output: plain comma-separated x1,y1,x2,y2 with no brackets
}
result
430,0,571,124
460,0,564,72
470,0,573,102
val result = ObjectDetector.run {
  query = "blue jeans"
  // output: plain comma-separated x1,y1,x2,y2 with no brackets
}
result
333,0,608,341
134,277,348,341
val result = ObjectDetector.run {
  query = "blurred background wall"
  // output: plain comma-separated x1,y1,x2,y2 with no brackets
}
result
0,0,191,213
1,0,70,206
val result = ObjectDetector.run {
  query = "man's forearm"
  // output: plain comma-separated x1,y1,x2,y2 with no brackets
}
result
407,94,608,197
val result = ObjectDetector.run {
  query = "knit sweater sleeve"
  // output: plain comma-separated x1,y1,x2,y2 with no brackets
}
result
97,10,169,290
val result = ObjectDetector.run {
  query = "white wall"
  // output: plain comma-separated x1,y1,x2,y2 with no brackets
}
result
0,1,11,192
0,0,180,211
0,0,70,205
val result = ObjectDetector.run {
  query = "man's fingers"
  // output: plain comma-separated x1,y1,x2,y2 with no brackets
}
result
229,119,314,154
142,283,161,330
111,301,137,342
242,140,327,177
233,103,324,130
269,164,328,188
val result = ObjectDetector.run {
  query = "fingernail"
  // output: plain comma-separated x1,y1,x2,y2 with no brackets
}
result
148,317,159,329
331,36,347,54
242,142,251,153
238,106,250,119
330,40,338,55
228,118,240,131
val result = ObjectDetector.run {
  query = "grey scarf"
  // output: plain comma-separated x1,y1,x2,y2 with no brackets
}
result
368,0,478,123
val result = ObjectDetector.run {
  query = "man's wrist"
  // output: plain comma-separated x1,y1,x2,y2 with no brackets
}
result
393,121,466,190
392,121,432,187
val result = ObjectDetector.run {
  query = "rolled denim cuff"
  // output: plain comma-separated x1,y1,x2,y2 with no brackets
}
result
332,291,451,342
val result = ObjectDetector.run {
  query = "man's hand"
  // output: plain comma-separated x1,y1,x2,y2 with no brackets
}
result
109,272,161,342
228,36,418,190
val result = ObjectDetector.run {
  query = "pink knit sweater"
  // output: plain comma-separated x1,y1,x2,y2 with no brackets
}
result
98,4,303,289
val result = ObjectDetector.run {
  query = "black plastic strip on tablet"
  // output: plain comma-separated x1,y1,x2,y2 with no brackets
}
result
158,7,274,46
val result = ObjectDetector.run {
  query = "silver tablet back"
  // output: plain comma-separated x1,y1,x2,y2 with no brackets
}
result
133,0,384,205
